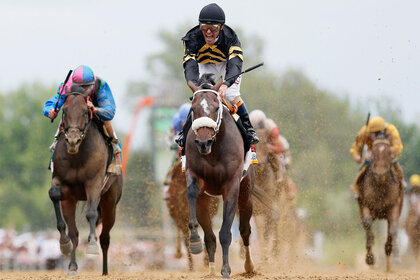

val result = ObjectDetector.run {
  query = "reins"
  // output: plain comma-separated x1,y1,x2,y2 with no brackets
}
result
191,89,224,140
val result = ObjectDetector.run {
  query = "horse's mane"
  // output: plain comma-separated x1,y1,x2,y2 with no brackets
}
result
198,74,216,89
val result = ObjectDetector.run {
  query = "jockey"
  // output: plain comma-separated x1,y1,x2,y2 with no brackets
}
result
168,103,191,150
43,66,121,171
407,174,420,196
349,116,405,197
250,110,292,169
175,3,259,150
163,103,192,199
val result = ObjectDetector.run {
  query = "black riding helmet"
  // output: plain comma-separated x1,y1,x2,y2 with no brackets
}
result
199,3,225,24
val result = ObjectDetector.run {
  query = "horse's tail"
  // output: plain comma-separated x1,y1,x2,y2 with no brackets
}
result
251,183,280,217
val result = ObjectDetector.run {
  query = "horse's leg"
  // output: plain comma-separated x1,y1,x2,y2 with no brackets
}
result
98,193,118,275
85,182,102,255
182,225,194,271
219,181,240,279
175,227,183,259
238,180,255,274
360,206,375,267
186,174,203,254
61,198,79,275
385,206,400,272
196,194,217,275
48,178,73,256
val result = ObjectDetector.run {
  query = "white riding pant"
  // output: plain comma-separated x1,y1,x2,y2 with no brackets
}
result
198,61,241,103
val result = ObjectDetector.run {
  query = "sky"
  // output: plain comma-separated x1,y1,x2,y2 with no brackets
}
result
1,0,419,129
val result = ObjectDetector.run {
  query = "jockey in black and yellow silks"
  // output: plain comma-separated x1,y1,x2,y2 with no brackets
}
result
349,116,405,197
175,3,259,151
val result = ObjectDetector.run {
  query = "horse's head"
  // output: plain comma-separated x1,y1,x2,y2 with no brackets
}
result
371,138,393,176
188,74,223,155
61,84,93,154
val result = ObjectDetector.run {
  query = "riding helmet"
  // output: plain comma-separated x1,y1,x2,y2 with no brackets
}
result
368,116,386,133
410,174,420,187
72,65,95,86
199,3,225,24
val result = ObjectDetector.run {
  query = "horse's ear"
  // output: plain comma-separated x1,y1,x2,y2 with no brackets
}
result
187,80,200,93
212,79,223,91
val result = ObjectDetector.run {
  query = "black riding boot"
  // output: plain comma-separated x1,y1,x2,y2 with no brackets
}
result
237,103,259,144
175,109,192,152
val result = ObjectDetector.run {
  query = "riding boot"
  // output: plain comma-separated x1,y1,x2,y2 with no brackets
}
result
111,136,122,155
49,123,62,153
237,103,259,145
175,109,192,149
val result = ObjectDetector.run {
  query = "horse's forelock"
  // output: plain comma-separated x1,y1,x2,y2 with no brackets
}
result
69,84,86,95
198,74,216,89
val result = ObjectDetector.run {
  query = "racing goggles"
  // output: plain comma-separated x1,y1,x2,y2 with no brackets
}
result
200,23,221,33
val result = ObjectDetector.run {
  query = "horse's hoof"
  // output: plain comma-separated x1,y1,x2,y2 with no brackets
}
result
60,239,73,256
68,270,78,276
222,271,231,279
174,252,183,259
244,260,254,273
86,244,100,255
189,240,203,255
366,253,375,266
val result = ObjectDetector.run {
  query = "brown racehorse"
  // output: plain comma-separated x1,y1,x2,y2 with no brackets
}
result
48,85,123,276
185,75,255,278
165,159,219,270
405,194,420,268
253,128,305,263
253,128,280,258
357,138,403,272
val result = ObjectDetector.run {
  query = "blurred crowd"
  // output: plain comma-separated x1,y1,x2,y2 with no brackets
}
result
0,229,63,271
0,228,192,272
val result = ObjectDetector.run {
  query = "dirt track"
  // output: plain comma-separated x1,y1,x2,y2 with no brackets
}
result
1,269,420,280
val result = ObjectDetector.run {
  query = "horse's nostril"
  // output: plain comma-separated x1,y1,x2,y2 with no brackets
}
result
207,140,213,146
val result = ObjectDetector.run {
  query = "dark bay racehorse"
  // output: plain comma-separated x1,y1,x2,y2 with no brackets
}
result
49,85,123,275
185,75,255,278
357,139,403,272
165,159,219,270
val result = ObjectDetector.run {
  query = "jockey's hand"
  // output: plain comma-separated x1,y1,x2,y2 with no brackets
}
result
87,100,97,113
218,84,228,99
48,109,58,119
355,155,362,164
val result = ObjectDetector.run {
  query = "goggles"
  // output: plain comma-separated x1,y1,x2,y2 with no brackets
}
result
200,23,221,33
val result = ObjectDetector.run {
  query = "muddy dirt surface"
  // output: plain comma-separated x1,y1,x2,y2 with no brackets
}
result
1,269,419,280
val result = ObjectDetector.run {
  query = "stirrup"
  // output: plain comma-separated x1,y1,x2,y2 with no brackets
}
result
181,155,186,172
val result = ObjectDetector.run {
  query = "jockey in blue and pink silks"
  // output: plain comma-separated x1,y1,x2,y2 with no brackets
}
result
43,65,121,170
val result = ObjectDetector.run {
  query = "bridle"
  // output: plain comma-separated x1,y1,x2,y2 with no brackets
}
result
191,88,223,141
371,139,393,176
61,92,93,141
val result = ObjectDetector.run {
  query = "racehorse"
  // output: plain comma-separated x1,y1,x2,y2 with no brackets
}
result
165,159,219,270
405,194,420,268
185,75,255,278
252,128,280,258
48,85,123,275
357,138,403,272
253,128,305,264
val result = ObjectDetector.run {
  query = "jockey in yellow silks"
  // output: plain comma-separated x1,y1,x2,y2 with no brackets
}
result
349,116,405,197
